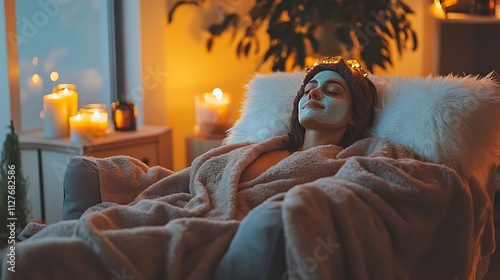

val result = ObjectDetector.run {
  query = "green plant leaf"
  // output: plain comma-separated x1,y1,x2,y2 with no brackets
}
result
264,44,278,62
253,37,261,54
411,30,418,51
306,25,319,52
360,34,391,72
269,2,285,27
294,33,306,68
167,1,200,24
336,24,353,50
236,40,243,58
207,37,213,51
244,42,251,57
400,2,415,14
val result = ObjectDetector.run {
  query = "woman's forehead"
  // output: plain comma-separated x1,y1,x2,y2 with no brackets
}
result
309,70,348,86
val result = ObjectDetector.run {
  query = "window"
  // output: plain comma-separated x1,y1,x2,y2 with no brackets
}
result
9,0,117,131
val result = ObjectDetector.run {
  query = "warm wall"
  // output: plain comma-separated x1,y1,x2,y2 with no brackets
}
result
139,0,271,171
372,0,428,77
139,0,428,171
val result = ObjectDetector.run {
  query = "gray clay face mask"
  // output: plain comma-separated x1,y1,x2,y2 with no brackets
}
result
299,70,350,126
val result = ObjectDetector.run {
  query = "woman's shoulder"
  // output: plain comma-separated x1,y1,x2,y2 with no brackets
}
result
239,149,292,183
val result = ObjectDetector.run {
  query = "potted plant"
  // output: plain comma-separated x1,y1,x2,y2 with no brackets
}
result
0,121,31,248
168,0,417,72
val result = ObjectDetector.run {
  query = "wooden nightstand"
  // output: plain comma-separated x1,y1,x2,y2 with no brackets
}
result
19,125,172,224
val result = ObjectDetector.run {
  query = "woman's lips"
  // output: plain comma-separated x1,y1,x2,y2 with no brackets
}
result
303,101,325,109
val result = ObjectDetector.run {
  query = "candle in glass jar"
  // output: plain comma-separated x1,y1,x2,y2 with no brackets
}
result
69,110,109,143
43,92,69,138
195,88,231,136
88,110,109,133
69,113,90,142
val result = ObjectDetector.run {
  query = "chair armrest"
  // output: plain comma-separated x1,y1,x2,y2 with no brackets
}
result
63,156,101,220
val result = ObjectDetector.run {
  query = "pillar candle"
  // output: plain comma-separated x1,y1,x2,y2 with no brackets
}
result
60,88,78,117
43,92,69,138
195,88,231,136
53,84,78,117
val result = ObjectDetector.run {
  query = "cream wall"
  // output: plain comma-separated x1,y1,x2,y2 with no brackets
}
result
372,0,429,77
137,0,429,171
138,0,270,171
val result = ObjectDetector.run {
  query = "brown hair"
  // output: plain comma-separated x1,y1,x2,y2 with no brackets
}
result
287,57,378,150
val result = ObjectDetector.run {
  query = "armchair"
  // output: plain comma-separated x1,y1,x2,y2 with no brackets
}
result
8,70,500,280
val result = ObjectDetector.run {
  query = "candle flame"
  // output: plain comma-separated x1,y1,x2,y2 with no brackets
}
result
212,88,223,100
434,0,442,10
50,71,59,82
434,0,458,10
31,74,40,84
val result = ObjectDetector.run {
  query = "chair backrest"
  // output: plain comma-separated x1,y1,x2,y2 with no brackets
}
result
225,71,500,184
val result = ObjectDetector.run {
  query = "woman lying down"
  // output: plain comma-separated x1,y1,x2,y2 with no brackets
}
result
1,57,490,280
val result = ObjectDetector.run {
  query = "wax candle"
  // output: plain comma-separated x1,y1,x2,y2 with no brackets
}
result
69,113,90,143
69,110,109,143
88,110,109,134
54,84,78,117
43,92,69,138
195,88,231,136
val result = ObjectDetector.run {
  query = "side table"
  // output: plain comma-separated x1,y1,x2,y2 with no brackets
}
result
19,125,172,224
185,134,224,165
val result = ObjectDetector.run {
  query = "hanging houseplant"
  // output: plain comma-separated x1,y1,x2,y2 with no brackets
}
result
168,0,418,72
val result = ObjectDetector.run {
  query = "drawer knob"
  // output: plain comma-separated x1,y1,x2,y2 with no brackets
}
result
141,157,150,165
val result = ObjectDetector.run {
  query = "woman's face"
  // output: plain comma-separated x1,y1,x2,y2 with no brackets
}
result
298,70,353,131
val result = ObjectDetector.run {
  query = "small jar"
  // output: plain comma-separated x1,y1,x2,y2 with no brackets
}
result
474,0,496,15
111,100,137,131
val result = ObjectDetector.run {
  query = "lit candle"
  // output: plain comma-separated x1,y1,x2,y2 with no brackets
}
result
69,113,91,143
43,92,69,138
69,110,109,143
53,84,78,117
88,110,109,134
195,88,231,136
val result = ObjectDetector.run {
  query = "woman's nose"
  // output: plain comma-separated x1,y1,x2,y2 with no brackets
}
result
308,88,322,100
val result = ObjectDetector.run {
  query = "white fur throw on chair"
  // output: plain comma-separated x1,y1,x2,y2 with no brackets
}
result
224,71,500,183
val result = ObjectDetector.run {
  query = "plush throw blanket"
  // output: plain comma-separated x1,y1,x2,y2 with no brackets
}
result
1,136,494,280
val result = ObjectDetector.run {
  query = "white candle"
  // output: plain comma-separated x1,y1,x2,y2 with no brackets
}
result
60,88,78,117
195,88,231,135
43,92,69,138
69,113,90,143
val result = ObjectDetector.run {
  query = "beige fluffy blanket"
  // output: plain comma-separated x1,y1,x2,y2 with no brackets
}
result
1,136,495,280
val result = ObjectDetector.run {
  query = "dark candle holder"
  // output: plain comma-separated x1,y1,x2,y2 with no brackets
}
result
111,100,137,131
474,0,496,15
